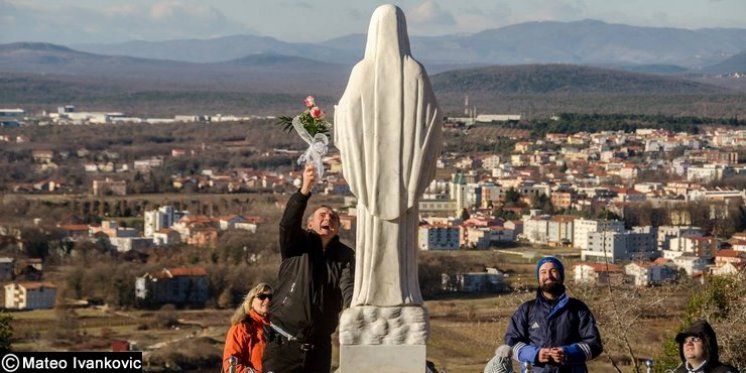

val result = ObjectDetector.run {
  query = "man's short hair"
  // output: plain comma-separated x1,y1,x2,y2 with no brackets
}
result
307,205,340,224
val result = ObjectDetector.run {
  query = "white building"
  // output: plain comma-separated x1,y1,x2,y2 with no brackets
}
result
672,255,708,276
657,226,703,251
582,227,656,263
573,218,625,250
664,236,718,260
4,282,57,310
686,165,733,183
523,215,549,244
152,229,181,246
109,237,153,252
144,206,188,238
624,262,677,287
573,263,623,285
418,225,460,251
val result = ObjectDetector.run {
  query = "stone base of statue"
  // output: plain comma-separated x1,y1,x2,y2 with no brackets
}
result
339,344,426,373
338,305,428,373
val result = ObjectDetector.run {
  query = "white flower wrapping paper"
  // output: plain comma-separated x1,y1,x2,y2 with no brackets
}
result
292,115,328,181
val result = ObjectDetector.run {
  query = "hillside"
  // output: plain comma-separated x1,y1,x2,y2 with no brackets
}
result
0,43,350,95
431,64,726,95
702,51,746,74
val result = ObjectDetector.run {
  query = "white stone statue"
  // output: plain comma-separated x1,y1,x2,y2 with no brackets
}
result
334,3,443,350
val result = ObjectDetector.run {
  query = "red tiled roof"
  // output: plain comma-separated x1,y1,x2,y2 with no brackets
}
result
715,249,746,258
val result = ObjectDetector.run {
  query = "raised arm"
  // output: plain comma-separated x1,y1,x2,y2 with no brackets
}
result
279,164,315,258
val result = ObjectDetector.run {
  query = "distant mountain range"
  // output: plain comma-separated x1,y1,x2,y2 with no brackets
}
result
71,19,746,71
2,42,737,97
0,42,351,95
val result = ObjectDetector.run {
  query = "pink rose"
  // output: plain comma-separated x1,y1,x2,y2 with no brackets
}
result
309,106,323,119
304,95,315,108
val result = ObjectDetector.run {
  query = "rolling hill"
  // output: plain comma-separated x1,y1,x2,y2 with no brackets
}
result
430,64,727,95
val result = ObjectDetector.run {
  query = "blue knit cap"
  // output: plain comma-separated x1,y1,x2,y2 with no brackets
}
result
536,256,564,281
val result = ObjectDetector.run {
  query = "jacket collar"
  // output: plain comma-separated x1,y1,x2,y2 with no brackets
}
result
536,290,569,319
248,309,270,326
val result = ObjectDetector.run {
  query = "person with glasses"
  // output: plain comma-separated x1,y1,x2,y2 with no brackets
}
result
673,319,738,373
223,283,273,373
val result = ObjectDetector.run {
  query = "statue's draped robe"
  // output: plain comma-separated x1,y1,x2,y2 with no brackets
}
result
334,5,443,307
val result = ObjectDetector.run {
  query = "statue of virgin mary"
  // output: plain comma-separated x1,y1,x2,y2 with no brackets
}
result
334,4,443,308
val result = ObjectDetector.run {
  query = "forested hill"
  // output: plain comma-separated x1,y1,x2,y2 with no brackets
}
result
431,64,727,95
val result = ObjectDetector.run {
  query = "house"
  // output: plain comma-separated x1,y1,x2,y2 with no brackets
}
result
672,254,708,276
4,282,57,310
108,237,153,252
624,261,677,287
186,228,219,247
218,215,248,230
152,229,181,246
711,262,746,277
135,267,209,307
92,178,127,196
573,263,624,285
714,249,746,266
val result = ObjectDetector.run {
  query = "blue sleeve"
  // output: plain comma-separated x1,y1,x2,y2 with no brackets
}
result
561,303,603,363
504,302,540,364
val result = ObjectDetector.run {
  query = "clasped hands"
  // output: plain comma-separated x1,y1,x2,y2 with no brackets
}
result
538,347,565,364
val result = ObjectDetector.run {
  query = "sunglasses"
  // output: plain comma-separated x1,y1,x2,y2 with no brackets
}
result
257,293,273,301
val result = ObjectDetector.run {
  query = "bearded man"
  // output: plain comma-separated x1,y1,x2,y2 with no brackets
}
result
504,256,603,373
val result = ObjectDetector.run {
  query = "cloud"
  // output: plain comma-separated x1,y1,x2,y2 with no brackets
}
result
406,0,458,35
1,0,256,44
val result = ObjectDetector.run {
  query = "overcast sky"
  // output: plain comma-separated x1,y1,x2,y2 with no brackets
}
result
2,0,746,45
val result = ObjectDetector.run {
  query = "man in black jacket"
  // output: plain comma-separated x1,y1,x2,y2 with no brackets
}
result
263,164,355,373
673,320,738,373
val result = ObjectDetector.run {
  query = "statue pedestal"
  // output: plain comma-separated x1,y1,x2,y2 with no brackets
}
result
339,345,426,373
338,305,429,372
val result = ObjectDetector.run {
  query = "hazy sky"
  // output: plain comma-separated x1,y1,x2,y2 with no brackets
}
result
2,0,746,44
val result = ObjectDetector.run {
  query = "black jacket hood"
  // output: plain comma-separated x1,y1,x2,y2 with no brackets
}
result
675,320,719,365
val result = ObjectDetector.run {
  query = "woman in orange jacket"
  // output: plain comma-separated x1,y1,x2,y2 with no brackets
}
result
222,283,272,373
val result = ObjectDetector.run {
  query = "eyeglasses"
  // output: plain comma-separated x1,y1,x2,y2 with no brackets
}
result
684,336,702,344
257,293,273,301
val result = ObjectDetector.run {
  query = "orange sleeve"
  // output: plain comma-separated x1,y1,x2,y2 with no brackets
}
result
222,324,255,373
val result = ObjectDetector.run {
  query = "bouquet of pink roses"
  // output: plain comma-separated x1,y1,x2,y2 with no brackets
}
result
276,95,331,136
276,96,332,180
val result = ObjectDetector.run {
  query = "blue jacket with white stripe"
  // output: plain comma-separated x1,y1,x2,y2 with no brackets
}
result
504,291,603,373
